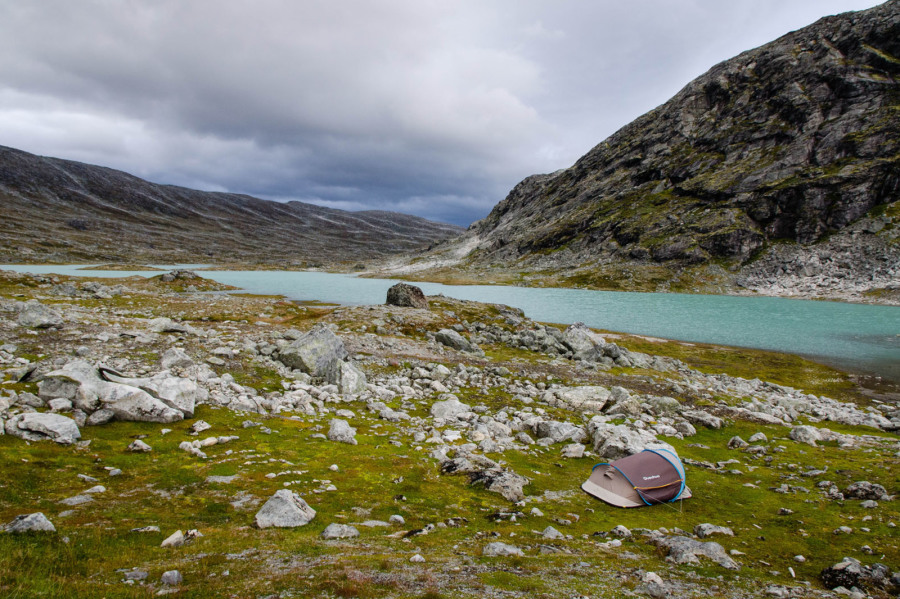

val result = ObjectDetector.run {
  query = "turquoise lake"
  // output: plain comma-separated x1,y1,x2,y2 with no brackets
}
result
3,265,899,382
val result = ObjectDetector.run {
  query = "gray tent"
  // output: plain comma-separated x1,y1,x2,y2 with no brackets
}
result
582,448,691,508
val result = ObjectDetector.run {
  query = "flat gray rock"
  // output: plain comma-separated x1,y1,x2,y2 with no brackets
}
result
6,412,81,445
255,490,317,528
483,542,524,557
321,523,360,539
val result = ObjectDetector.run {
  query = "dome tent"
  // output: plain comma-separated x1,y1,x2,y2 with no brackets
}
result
582,448,691,508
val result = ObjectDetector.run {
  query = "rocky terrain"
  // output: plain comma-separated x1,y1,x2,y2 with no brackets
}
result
0,145,462,267
1,268,898,598
384,1,900,304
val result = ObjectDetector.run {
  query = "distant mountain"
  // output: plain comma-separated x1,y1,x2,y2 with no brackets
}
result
0,145,462,265
415,0,899,301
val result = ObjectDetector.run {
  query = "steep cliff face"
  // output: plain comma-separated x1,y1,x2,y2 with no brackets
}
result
469,0,900,271
0,146,462,265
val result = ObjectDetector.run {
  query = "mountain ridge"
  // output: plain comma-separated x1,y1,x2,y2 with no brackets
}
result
388,0,900,303
0,144,463,265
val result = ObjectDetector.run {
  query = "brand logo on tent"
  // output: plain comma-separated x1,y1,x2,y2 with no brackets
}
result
642,475,660,481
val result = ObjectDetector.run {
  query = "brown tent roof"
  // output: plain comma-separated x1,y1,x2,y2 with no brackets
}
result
582,448,691,508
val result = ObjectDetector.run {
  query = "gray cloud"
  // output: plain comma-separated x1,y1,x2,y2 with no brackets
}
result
0,0,884,226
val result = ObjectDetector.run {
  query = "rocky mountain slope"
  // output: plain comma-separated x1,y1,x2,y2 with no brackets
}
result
403,0,900,302
0,145,462,265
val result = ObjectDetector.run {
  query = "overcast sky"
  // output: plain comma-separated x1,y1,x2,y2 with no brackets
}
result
0,0,885,226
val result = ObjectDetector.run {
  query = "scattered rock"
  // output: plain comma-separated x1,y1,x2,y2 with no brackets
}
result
435,329,479,354
844,481,890,501
17,300,63,328
277,324,348,377
789,425,822,446
694,524,734,538
321,523,360,540
128,439,152,452
483,542,524,557
160,570,183,586
651,535,740,570
327,419,358,445
255,490,317,528
3,512,55,533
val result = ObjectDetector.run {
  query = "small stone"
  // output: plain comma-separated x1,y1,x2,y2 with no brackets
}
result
794,555,806,563
727,436,748,449
124,570,149,581
160,570,183,586
321,523,360,539
694,523,734,538
128,439,152,452
410,553,426,563
190,420,212,434
329,464,339,472
389,515,405,525
483,542,523,557
542,525,564,540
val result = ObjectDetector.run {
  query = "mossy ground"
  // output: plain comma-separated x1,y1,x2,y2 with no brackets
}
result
0,270,897,598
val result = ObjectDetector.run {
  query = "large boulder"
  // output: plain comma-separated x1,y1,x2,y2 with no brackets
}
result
323,359,367,395
278,324,348,377
38,361,199,423
5,413,80,444
562,322,603,360
386,283,428,309
17,300,63,329
255,490,317,528
327,419,358,445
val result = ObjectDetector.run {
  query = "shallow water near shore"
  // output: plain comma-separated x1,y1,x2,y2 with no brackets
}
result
4,264,900,382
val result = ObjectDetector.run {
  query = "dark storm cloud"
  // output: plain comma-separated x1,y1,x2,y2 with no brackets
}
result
0,0,885,226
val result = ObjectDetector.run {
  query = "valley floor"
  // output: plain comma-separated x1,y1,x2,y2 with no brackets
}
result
1,269,898,598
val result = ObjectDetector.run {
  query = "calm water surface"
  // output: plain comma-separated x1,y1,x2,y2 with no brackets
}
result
4,265,899,381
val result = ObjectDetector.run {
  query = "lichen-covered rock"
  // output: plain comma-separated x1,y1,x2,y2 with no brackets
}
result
17,300,63,329
255,490,317,528
430,397,471,420
323,359,367,395
385,283,428,309
277,324,348,377
327,419,358,445
789,425,822,446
